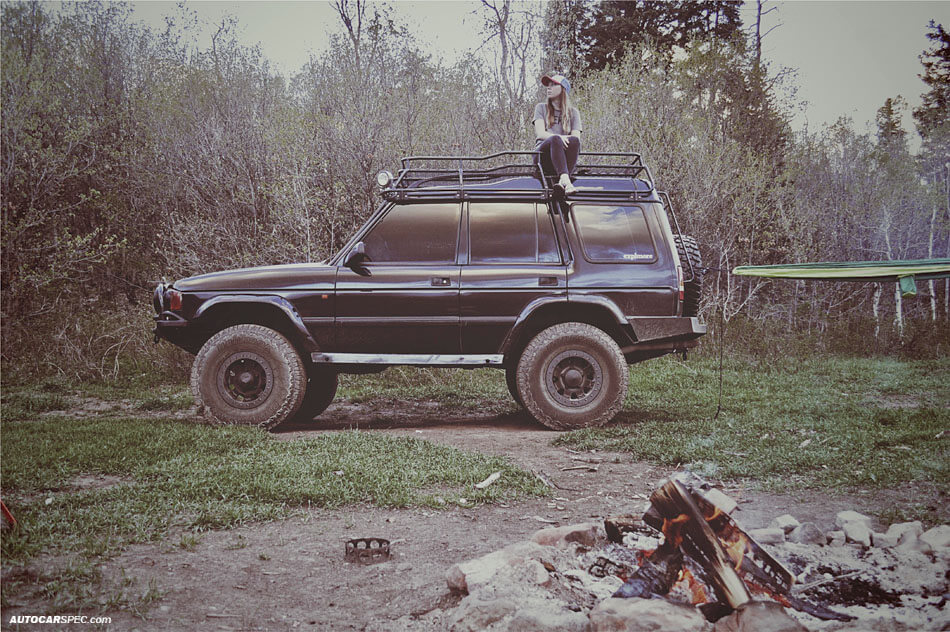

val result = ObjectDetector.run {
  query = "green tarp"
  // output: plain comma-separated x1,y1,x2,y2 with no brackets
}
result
732,259,950,298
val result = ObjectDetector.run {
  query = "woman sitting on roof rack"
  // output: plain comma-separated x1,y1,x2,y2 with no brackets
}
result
532,73,583,195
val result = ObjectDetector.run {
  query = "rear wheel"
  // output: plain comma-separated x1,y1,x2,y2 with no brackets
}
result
292,365,339,422
191,324,307,430
505,365,523,407
516,322,628,430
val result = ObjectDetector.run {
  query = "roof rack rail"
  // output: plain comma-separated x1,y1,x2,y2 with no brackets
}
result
381,151,655,202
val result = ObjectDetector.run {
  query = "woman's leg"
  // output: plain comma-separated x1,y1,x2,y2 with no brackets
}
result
537,136,569,177
565,136,581,175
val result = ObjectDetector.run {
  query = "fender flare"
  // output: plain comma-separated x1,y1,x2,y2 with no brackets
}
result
194,294,319,352
499,294,630,356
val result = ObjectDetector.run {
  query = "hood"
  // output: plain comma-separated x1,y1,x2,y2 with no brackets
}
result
174,263,336,292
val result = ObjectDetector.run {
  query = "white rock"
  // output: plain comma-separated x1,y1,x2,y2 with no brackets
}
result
531,523,600,549
843,521,872,547
885,520,923,544
589,597,711,632
895,532,922,553
713,600,807,631
827,530,846,546
835,510,873,530
749,528,785,544
872,531,899,548
448,594,518,632
789,522,825,546
446,541,548,594
770,514,801,535
524,560,550,586
920,525,950,555
504,606,589,632
702,488,738,515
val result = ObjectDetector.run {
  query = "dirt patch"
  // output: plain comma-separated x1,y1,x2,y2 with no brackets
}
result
66,474,129,492
4,401,945,630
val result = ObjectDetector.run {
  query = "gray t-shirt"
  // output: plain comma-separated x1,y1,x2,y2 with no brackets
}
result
532,102,583,139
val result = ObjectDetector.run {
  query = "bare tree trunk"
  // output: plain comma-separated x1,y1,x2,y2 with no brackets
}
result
872,284,882,338
929,193,937,320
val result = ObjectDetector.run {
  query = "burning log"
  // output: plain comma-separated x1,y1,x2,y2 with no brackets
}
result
648,479,752,609
632,476,855,623
611,541,683,599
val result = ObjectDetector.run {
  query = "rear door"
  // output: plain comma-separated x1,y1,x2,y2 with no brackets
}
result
460,202,567,353
335,203,462,353
565,202,677,316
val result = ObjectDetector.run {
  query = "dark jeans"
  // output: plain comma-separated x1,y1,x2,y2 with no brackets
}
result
537,135,581,178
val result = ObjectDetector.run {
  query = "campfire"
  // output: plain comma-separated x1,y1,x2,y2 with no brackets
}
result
601,474,853,627
442,472,949,631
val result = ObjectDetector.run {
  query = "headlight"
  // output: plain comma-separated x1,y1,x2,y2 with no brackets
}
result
376,171,393,188
153,284,165,314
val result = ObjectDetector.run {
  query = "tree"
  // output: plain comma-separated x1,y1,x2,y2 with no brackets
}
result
913,21,950,321
578,0,742,71
540,0,589,77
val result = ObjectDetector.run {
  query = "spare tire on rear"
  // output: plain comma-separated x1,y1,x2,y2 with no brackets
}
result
674,235,703,317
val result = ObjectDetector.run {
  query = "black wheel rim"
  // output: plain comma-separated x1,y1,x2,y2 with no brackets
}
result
546,349,603,407
217,352,274,408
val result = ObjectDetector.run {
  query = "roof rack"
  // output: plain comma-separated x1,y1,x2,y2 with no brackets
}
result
381,151,656,202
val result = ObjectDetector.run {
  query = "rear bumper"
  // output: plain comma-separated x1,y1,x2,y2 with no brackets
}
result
625,316,706,350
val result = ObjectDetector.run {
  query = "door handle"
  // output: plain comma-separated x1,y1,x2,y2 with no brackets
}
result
431,277,451,287
539,276,558,286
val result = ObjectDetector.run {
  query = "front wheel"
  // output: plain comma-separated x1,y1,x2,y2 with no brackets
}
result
516,322,628,430
191,324,307,430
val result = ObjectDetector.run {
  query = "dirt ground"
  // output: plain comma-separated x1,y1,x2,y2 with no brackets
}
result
31,401,927,632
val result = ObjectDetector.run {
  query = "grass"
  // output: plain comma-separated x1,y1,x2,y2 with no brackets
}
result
0,418,546,564
0,416,547,613
554,355,949,494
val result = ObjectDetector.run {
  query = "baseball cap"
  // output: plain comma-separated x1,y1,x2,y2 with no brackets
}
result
541,73,571,95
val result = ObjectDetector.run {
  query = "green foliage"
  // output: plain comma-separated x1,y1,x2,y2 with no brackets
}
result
578,0,743,71
0,417,548,566
0,1,947,381
555,355,950,497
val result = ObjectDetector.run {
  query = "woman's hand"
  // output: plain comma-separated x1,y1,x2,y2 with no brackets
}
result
561,135,571,148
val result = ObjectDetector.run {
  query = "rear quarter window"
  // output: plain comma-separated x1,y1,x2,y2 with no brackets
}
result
571,204,657,263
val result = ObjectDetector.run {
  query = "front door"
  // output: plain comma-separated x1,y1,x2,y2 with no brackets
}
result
335,203,462,353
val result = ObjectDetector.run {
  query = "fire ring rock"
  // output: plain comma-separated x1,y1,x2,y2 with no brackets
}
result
589,597,712,632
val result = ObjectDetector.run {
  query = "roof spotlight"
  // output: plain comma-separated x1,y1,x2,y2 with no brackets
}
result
376,171,393,188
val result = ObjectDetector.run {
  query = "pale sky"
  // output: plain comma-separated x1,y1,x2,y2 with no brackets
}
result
122,1,950,146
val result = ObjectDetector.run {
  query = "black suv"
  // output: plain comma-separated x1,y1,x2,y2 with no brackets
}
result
153,152,705,430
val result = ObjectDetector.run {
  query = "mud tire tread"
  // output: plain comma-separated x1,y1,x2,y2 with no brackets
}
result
191,324,307,431
515,322,628,431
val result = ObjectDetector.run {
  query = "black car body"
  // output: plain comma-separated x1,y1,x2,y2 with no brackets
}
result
154,152,705,430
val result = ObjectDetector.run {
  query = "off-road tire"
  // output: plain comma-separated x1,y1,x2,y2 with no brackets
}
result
674,234,703,317
292,365,339,422
505,365,523,407
191,324,307,431
516,322,628,430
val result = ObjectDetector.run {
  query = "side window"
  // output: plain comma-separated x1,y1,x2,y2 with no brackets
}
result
571,204,656,263
363,203,460,264
538,206,560,263
470,203,561,264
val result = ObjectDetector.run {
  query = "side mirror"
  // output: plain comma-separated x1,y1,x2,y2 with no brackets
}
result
344,242,370,275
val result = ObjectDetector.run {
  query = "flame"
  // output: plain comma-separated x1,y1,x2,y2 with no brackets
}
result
660,513,690,548
704,504,723,522
723,533,749,571
675,567,711,604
